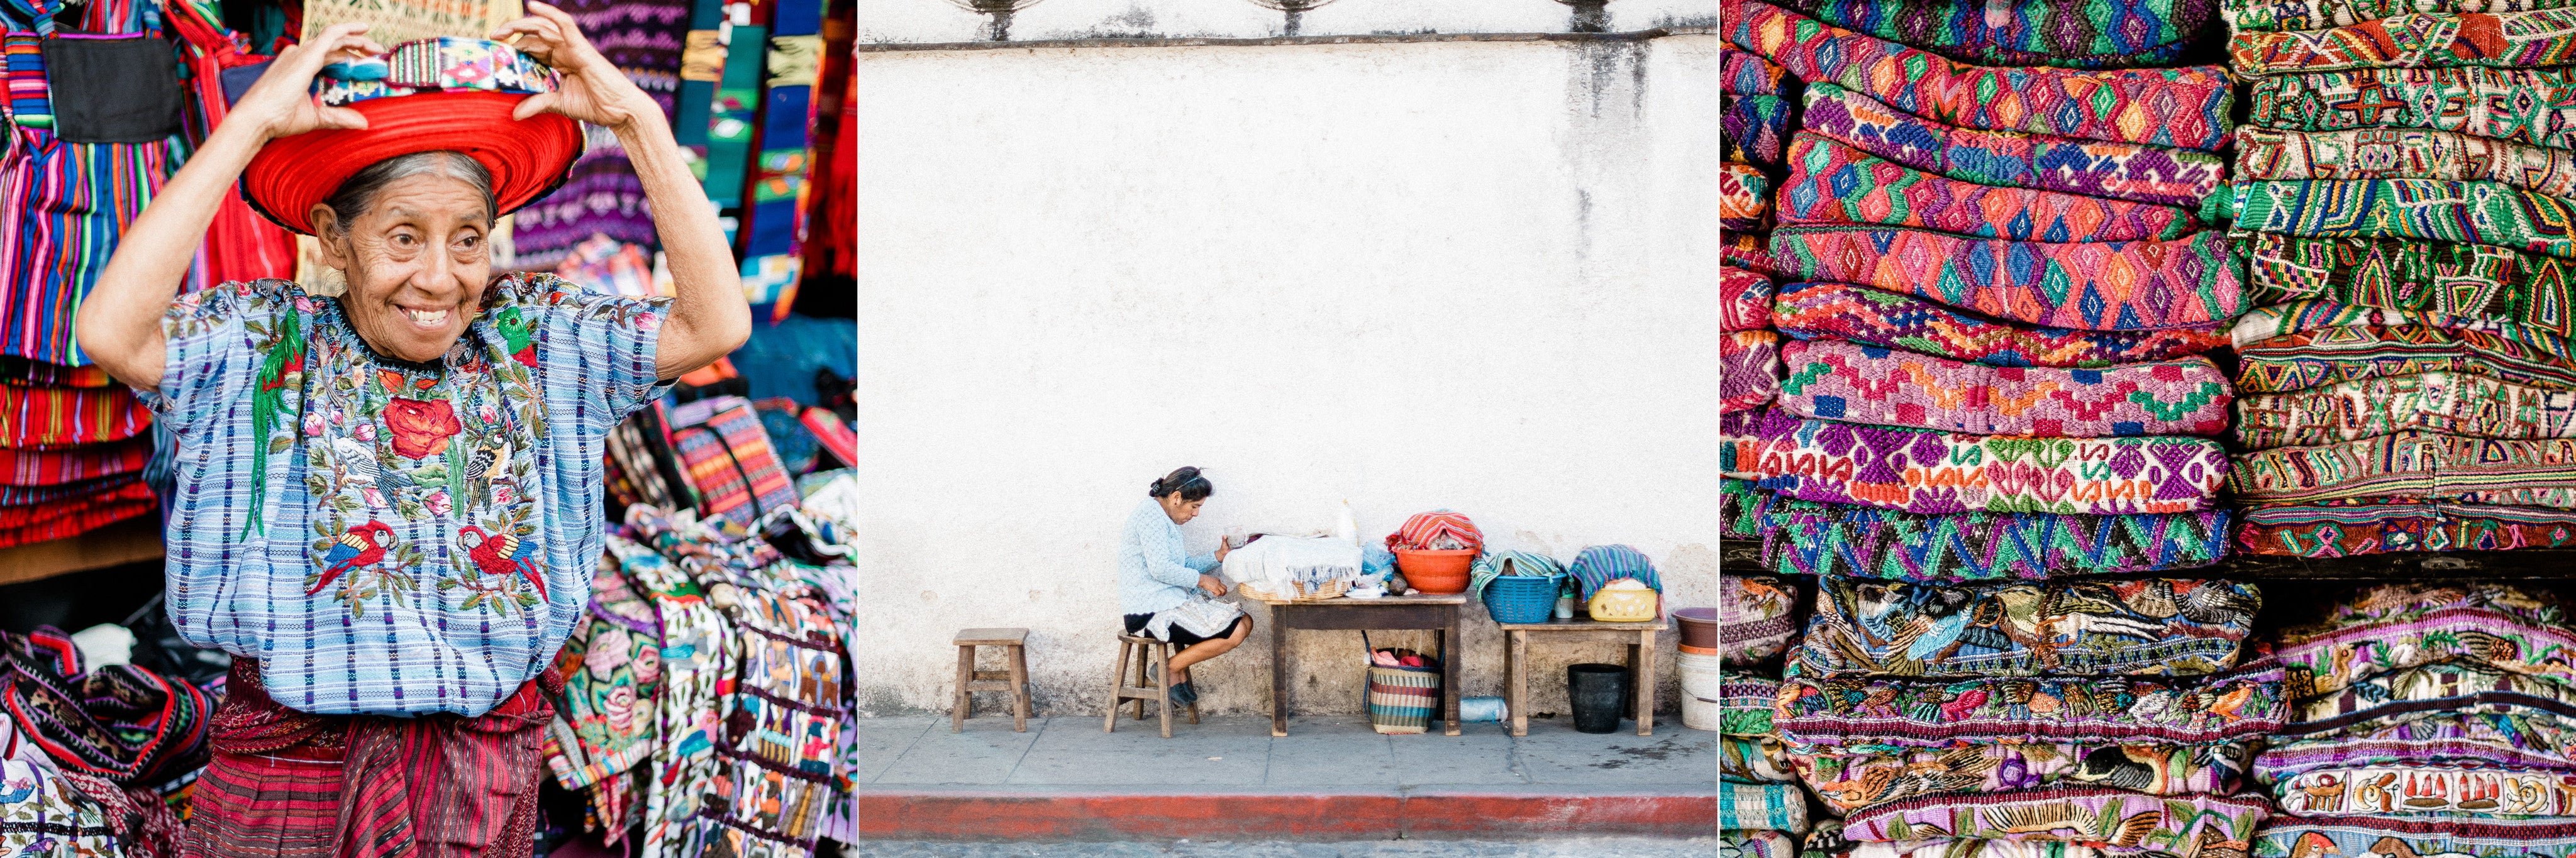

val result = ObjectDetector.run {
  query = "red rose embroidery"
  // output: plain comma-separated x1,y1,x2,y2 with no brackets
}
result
383,399,462,459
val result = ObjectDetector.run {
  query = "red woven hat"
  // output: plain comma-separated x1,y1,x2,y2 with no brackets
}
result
241,38,582,236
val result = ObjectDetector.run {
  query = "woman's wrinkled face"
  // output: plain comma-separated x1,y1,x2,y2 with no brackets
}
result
1160,493,1205,525
312,173,493,363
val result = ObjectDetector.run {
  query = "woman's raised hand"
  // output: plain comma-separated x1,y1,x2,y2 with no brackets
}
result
1198,575,1230,598
229,23,384,143
495,1,658,130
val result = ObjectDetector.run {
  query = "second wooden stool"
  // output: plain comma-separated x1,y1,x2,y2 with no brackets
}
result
952,627,1033,732
1106,632,1199,738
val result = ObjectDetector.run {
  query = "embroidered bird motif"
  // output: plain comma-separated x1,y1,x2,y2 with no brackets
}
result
0,773,34,805
460,525,546,600
308,521,393,596
2188,827,2251,858
2285,832,2340,858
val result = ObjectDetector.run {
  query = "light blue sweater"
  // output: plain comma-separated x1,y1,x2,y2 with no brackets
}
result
1119,497,1219,615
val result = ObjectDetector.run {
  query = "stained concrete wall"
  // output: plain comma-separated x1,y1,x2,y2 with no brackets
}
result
849,31,1719,719
853,0,1723,43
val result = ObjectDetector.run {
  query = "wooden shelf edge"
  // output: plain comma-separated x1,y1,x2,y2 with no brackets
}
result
0,515,163,588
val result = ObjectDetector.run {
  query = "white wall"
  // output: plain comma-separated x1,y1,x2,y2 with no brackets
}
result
850,33,1719,718
853,0,1722,43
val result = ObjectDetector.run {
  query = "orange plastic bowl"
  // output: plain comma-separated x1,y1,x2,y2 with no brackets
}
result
1394,547,1476,594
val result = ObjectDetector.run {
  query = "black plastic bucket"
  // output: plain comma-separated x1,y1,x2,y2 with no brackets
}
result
1567,663,1629,734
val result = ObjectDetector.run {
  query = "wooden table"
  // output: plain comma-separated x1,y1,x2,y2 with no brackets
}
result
1257,593,1464,737
1499,614,1671,737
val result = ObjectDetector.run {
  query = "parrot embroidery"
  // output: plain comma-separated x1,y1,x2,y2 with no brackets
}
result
495,306,538,369
243,311,306,538
309,520,394,595
460,524,547,600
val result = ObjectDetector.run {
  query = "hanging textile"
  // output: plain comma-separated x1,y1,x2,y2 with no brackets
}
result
508,0,691,268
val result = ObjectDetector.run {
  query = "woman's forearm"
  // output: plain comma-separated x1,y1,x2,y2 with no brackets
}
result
616,107,748,379
79,121,272,389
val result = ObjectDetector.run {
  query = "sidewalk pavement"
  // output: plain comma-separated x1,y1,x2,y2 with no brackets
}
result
857,714,1717,842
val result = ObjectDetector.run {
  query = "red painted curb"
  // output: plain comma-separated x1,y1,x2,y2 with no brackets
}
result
857,790,1718,841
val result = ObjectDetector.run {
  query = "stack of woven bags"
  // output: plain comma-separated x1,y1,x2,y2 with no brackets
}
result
1721,15,1792,425
2251,583,2576,857
2222,0,2576,556
1721,573,1808,856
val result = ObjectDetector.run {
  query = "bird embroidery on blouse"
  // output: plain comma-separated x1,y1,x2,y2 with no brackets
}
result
460,525,546,600
308,521,394,596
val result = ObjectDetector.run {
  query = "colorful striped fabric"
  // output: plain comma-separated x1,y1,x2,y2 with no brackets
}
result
670,399,801,527
1728,2,2235,150
0,473,140,506
1724,330,1784,412
1721,162,1771,233
1771,282,2231,369
1771,0,2213,69
1569,544,1659,601
2236,233,2576,340
2236,128,2576,200
0,126,169,365
2233,431,2576,508
2237,371,2576,448
1800,83,2228,209
1727,232,1785,278
0,434,146,485
1724,94,1790,166
1769,226,2248,332
1843,788,2270,847
0,487,152,549
2236,325,2576,393
2258,712,2576,781
2232,179,2576,261
2225,0,2576,32
1722,267,1774,333
1720,783,1809,833
1775,663,2290,748
2231,8,2576,74
2239,501,2576,555
2255,817,2576,858
1750,411,2231,515
0,357,111,387
3,33,46,128
1723,409,1765,479
1387,510,1482,553
2247,67,2576,150
1797,577,2258,678
1777,339,2231,437
505,0,691,268
1,626,212,786
1797,742,2249,816
1753,497,2231,580
1721,477,1766,539
2231,300,2576,356
1778,135,2198,243
1724,50,1789,95
0,383,148,448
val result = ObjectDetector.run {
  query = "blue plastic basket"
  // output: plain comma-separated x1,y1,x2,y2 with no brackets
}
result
1483,573,1563,624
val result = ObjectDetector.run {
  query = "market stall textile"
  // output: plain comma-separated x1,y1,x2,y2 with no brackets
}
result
2221,0,2576,32
1794,742,2250,815
1726,830,1798,858
1724,95,1792,166
0,709,118,855
2257,712,2576,780
2231,300,2576,355
1769,0,2214,68
1793,577,2258,678
0,627,209,788
1724,331,1783,412
541,553,662,827
2235,325,2576,392
2235,233,2576,339
2270,584,2576,696
1720,782,1811,833
1772,663,2290,747
2236,127,2576,198
1840,787,2268,846
609,534,738,858
2274,764,2576,815
1748,412,2231,515
2238,501,2576,555
2231,431,2576,507
1720,574,1799,667
1750,497,2232,580
2253,817,2576,858
1770,282,2232,369
1386,510,1482,554
1724,735,1797,783
2231,179,2576,260
1774,339,2232,437
1767,226,2247,332
2233,371,2576,446
2246,67,2576,149
1722,672,1780,735
1798,83,2228,210
1724,51,1789,94
506,0,691,268
1722,163,1772,233
2230,8,2576,74
2285,661,2576,737
1778,135,2201,242
1722,267,1774,332
1725,2,2235,150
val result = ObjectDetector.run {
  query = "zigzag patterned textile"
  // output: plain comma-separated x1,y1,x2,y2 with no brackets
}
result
1796,742,2249,817
2236,128,2576,200
1725,51,1789,96
1772,281,2231,368
2232,300,2576,355
1769,226,2247,332
1842,788,2271,846
1800,83,2228,209
1776,339,2233,437
1723,267,1775,332
2224,0,2576,31
1779,134,2198,243
1723,163,1772,233
1725,94,1790,165
1727,232,1785,278
2255,818,2576,858
2231,179,2576,261
2235,324,2576,392
2238,501,2576,555
2236,371,2576,448
1772,0,2213,69
1725,331,1784,413
1774,663,2290,749
1726,1,2235,151
1749,410,2230,514
2247,67,2576,150
1753,495,2232,580
2231,431,2576,508
2236,232,2576,338
1796,577,2258,678
2231,8,2576,74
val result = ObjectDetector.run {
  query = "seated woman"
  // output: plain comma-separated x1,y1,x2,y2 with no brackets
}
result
1119,466,1253,705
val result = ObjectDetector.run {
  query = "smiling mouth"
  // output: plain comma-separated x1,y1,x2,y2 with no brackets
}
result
402,308,450,329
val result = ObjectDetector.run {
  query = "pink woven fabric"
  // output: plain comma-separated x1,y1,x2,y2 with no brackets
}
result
1387,511,1482,553
1777,339,2234,436
1779,133,2201,242
1723,267,1775,332
1770,226,2247,331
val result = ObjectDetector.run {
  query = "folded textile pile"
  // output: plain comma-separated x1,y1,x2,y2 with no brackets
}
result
0,626,208,855
1726,0,2240,581
1723,40,1793,414
2251,583,2576,856
1781,576,2277,857
2227,1,2576,557
1723,574,1811,844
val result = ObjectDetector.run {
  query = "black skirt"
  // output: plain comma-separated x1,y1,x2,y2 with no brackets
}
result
1124,612,1243,648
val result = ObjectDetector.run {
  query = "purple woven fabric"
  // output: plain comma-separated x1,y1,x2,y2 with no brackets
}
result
1749,410,2231,514
508,0,689,267
1725,331,1784,413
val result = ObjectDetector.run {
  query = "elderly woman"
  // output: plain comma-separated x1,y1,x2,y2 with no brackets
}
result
75,4,743,853
1120,467,1252,705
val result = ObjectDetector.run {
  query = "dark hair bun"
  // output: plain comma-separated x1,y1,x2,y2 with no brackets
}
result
1149,466,1213,501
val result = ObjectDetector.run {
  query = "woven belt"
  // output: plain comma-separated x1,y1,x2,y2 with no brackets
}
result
315,37,557,107
1720,614,1796,644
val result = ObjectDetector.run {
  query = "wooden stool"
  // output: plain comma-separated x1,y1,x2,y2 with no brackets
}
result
1105,632,1199,738
952,628,1033,733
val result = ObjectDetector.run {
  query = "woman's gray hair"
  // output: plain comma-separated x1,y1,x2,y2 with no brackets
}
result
319,151,497,234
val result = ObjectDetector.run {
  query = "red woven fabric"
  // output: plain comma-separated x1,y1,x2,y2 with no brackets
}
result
1387,510,1483,553
162,0,295,283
